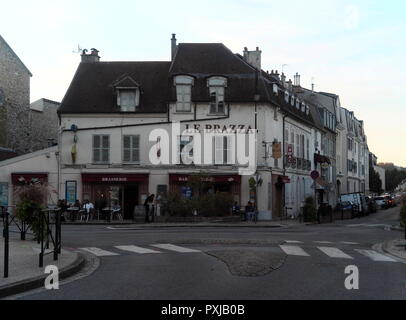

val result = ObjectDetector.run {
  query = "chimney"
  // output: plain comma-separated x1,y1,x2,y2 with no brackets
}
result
81,48,100,63
243,47,262,70
171,34,177,61
294,72,301,86
281,72,286,86
288,79,293,91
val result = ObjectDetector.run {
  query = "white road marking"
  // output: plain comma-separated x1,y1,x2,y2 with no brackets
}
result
151,244,201,253
280,245,310,257
355,249,398,262
284,240,304,244
79,247,119,257
115,245,161,254
318,247,353,259
341,242,360,245
313,241,333,244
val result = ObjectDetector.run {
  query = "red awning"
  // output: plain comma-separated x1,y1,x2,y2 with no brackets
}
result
82,173,149,183
170,174,241,183
12,173,48,185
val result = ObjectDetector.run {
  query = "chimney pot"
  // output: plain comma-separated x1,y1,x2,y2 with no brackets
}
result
81,48,100,63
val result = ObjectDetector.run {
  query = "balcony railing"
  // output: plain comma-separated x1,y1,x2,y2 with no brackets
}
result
285,156,311,171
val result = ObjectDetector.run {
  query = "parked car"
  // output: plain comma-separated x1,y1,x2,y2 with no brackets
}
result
374,196,387,209
336,201,354,211
383,195,395,208
365,196,377,213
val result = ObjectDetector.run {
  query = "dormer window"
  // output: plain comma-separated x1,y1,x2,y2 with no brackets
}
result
296,99,300,109
273,84,278,95
207,76,227,114
291,96,295,106
285,91,289,103
114,75,140,112
118,90,139,112
174,75,194,112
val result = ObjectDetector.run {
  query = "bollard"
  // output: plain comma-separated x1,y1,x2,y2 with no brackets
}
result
4,207,9,278
54,209,59,261
39,211,44,268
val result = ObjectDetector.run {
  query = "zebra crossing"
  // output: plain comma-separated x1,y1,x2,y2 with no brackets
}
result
280,242,398,263
78,244,202,257
78,242,399,263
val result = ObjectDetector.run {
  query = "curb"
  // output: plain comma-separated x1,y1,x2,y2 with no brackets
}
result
104,223,288,229
0,251,86,299
380,240,406,262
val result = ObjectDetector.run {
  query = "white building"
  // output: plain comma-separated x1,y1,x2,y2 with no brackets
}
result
0,37,333,220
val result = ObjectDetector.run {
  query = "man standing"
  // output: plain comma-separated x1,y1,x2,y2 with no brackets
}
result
144,194,155,223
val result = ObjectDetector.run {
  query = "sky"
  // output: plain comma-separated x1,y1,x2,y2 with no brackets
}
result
1,0,405,166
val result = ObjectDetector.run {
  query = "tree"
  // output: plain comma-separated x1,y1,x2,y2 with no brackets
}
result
369,165,383,195
385,167,406,192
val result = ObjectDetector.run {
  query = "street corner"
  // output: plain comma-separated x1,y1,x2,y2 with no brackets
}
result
0,240,86,299
381,239,406,262
205,247,287,277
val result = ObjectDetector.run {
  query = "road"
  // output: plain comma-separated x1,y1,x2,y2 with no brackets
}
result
10,206,406,300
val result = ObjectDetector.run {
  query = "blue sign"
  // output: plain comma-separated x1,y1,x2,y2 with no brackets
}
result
0,183,8,207
65,181,77,205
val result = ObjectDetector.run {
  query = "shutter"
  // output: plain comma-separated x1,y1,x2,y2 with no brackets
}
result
215,136,223,164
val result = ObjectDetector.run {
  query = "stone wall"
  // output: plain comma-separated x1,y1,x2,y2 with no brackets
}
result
0,35,32,154
29,99,60,152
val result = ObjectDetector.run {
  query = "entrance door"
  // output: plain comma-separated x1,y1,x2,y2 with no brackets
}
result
124,185,139,219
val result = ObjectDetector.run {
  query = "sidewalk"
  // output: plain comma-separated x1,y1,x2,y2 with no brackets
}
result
63,219,305,228
382,239,406,261
0,238,84,298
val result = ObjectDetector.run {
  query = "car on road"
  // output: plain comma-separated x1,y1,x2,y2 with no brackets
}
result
374,196,387,209
336,201,354,211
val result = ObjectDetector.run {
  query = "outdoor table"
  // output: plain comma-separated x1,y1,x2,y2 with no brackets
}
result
67,207,79,221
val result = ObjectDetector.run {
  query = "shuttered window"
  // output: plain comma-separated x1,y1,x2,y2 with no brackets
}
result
93,135,110,163
123,135,140,163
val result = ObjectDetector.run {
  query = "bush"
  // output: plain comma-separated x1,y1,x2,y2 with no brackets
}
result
14,183,49,240
166,191,234,217
303,196,317,222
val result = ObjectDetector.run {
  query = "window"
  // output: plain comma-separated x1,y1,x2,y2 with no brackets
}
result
306,138,309,160
208,77,227,114
300,135,305,158
93,135,109,163
123,135,140,163
285,91,289,103
179,136,194,164
296,134,300,157
118,90,138,112
215,136,234,165
175,76,194,112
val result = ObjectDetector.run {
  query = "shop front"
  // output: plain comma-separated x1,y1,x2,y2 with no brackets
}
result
169,174,241,203
81,173,149,219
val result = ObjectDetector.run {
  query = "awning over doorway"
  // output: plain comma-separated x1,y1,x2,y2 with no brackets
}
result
81,173,149,183
169,174,241,183
11,173,48,185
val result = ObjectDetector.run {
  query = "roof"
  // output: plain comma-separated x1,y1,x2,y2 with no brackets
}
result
0,35,32,77
58,42,317,128
59,62,171,114
0,147,18,161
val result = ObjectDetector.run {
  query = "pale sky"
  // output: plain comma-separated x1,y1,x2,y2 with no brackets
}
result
1,0,405,166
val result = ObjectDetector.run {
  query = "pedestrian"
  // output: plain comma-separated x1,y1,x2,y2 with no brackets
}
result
245,201,254,221
144,194,155,223
232,202,240,216
83,199,95,221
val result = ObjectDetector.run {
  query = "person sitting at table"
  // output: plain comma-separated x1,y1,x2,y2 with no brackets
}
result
83,200,94,222
95,194,107,220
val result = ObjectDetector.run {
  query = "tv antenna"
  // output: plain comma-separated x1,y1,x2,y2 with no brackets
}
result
72,44,83,54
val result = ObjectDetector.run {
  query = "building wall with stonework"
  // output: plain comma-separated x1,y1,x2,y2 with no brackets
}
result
0,35,32,154
29,98,60,152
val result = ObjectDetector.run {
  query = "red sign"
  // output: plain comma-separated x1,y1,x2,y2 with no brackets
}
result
310,171,320,180
82,174,148,183
277,175,291,184
12,173,48,185
170,175,241,183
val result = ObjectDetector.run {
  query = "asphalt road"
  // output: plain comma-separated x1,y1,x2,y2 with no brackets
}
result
10,206,406,300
